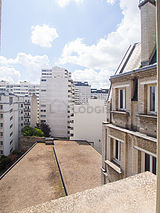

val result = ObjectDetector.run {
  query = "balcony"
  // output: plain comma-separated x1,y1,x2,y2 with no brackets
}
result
24,108,30,112
111,110,129,129
24,121,30,126
24,101,30,105
24,115,30,118
138,114,157,137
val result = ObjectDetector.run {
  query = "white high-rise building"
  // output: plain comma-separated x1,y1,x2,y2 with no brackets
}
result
0,80,40,97
0,92,19,156
0,81,40,121
74,81,91,105
39,67,74,138
91,89,108,101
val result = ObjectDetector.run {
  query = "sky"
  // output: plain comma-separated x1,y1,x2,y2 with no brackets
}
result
0,0,141,88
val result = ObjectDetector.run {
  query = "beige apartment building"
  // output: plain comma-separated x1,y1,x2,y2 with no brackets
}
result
101,0,157,184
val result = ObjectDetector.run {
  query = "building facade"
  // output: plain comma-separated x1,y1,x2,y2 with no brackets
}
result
91,89,108,102
0,93,19,156
74,81,91,105
101,0,157,184
39,67,74,138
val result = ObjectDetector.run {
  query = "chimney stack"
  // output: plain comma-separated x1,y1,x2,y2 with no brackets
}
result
139,0,156,66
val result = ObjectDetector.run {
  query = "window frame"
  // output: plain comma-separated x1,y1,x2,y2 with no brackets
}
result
118,88,126,111
148,84,157,114
113,139,121,165
145,153,157,175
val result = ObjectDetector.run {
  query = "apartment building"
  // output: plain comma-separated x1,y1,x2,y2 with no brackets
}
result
74,81,91,105
0,81,39,122
0,80,40,97
101,0,157,184
0,92,19,156
91,89,108,101
18,95,38,133
39,67,74,138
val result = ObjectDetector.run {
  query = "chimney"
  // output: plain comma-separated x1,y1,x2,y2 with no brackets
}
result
139,0,156,66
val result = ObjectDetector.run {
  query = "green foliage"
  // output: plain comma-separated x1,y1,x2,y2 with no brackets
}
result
34,128,45,137
0,155,11,170
21,125,45,137
36,122,51,137
21,126,35,136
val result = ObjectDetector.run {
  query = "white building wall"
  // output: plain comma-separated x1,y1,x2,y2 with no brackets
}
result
39,67,73,138
0,94,19,156
70,99,106,154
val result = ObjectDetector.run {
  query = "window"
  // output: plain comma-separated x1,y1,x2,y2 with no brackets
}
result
119,88,126,110
0,141,3,145
0,132,3,136
9,97,13,105
41,115,46,118
149,85,157,113
0,114,3,118
0,123,3,127
10,132,13,137
10,124,13,129
10,148,13,153
132,77,138,101
10,108,13,113
21,104,23,107
145,153,157,175
41,104,46,107
0,150,3,155
0,105,3,110
10,140,13,145
10,116,13,121
114,140,121,163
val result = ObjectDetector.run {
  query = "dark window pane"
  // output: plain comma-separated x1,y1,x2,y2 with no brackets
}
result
152,157,157,175
145,153,150,171
150,86,155,111
115,140,119,160
120,90,123,109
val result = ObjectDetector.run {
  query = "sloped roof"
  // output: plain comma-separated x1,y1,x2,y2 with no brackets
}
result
115,43,141,75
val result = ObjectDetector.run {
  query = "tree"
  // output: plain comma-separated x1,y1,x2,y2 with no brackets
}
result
34,128,45,137
21,126,35,136
36,122,51,137
21,126,45,137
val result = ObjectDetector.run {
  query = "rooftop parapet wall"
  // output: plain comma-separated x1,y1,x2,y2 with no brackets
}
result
15,172,156,213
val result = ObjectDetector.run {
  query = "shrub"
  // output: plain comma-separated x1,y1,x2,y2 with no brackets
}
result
21,126,35,136
36,122,51,137
21,126,45,137
0,155,11,170
34,128,45,137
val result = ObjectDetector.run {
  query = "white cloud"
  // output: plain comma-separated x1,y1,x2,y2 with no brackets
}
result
72,69,109,88
0,67,21,83
0,53,50,83
56,0,84,7
58,0,140,88
106,0,116,5
31,25,59,48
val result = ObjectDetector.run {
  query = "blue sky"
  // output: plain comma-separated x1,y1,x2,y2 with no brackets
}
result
0,0,140,88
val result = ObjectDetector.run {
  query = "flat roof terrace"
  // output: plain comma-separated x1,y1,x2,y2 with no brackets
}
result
0,143,65,213
54,141,102,194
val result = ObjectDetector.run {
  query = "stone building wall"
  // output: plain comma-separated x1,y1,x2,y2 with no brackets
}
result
20,136,45,153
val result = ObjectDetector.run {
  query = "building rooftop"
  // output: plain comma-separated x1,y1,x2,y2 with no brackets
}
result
0,143,65,213
91,89,109,94
74,81,90,87
0,141,102,212
54,141,102,195
15,172,156,213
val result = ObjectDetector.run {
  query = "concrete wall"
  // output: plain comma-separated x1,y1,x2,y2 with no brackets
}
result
70,99,106,154
20,136,45,153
